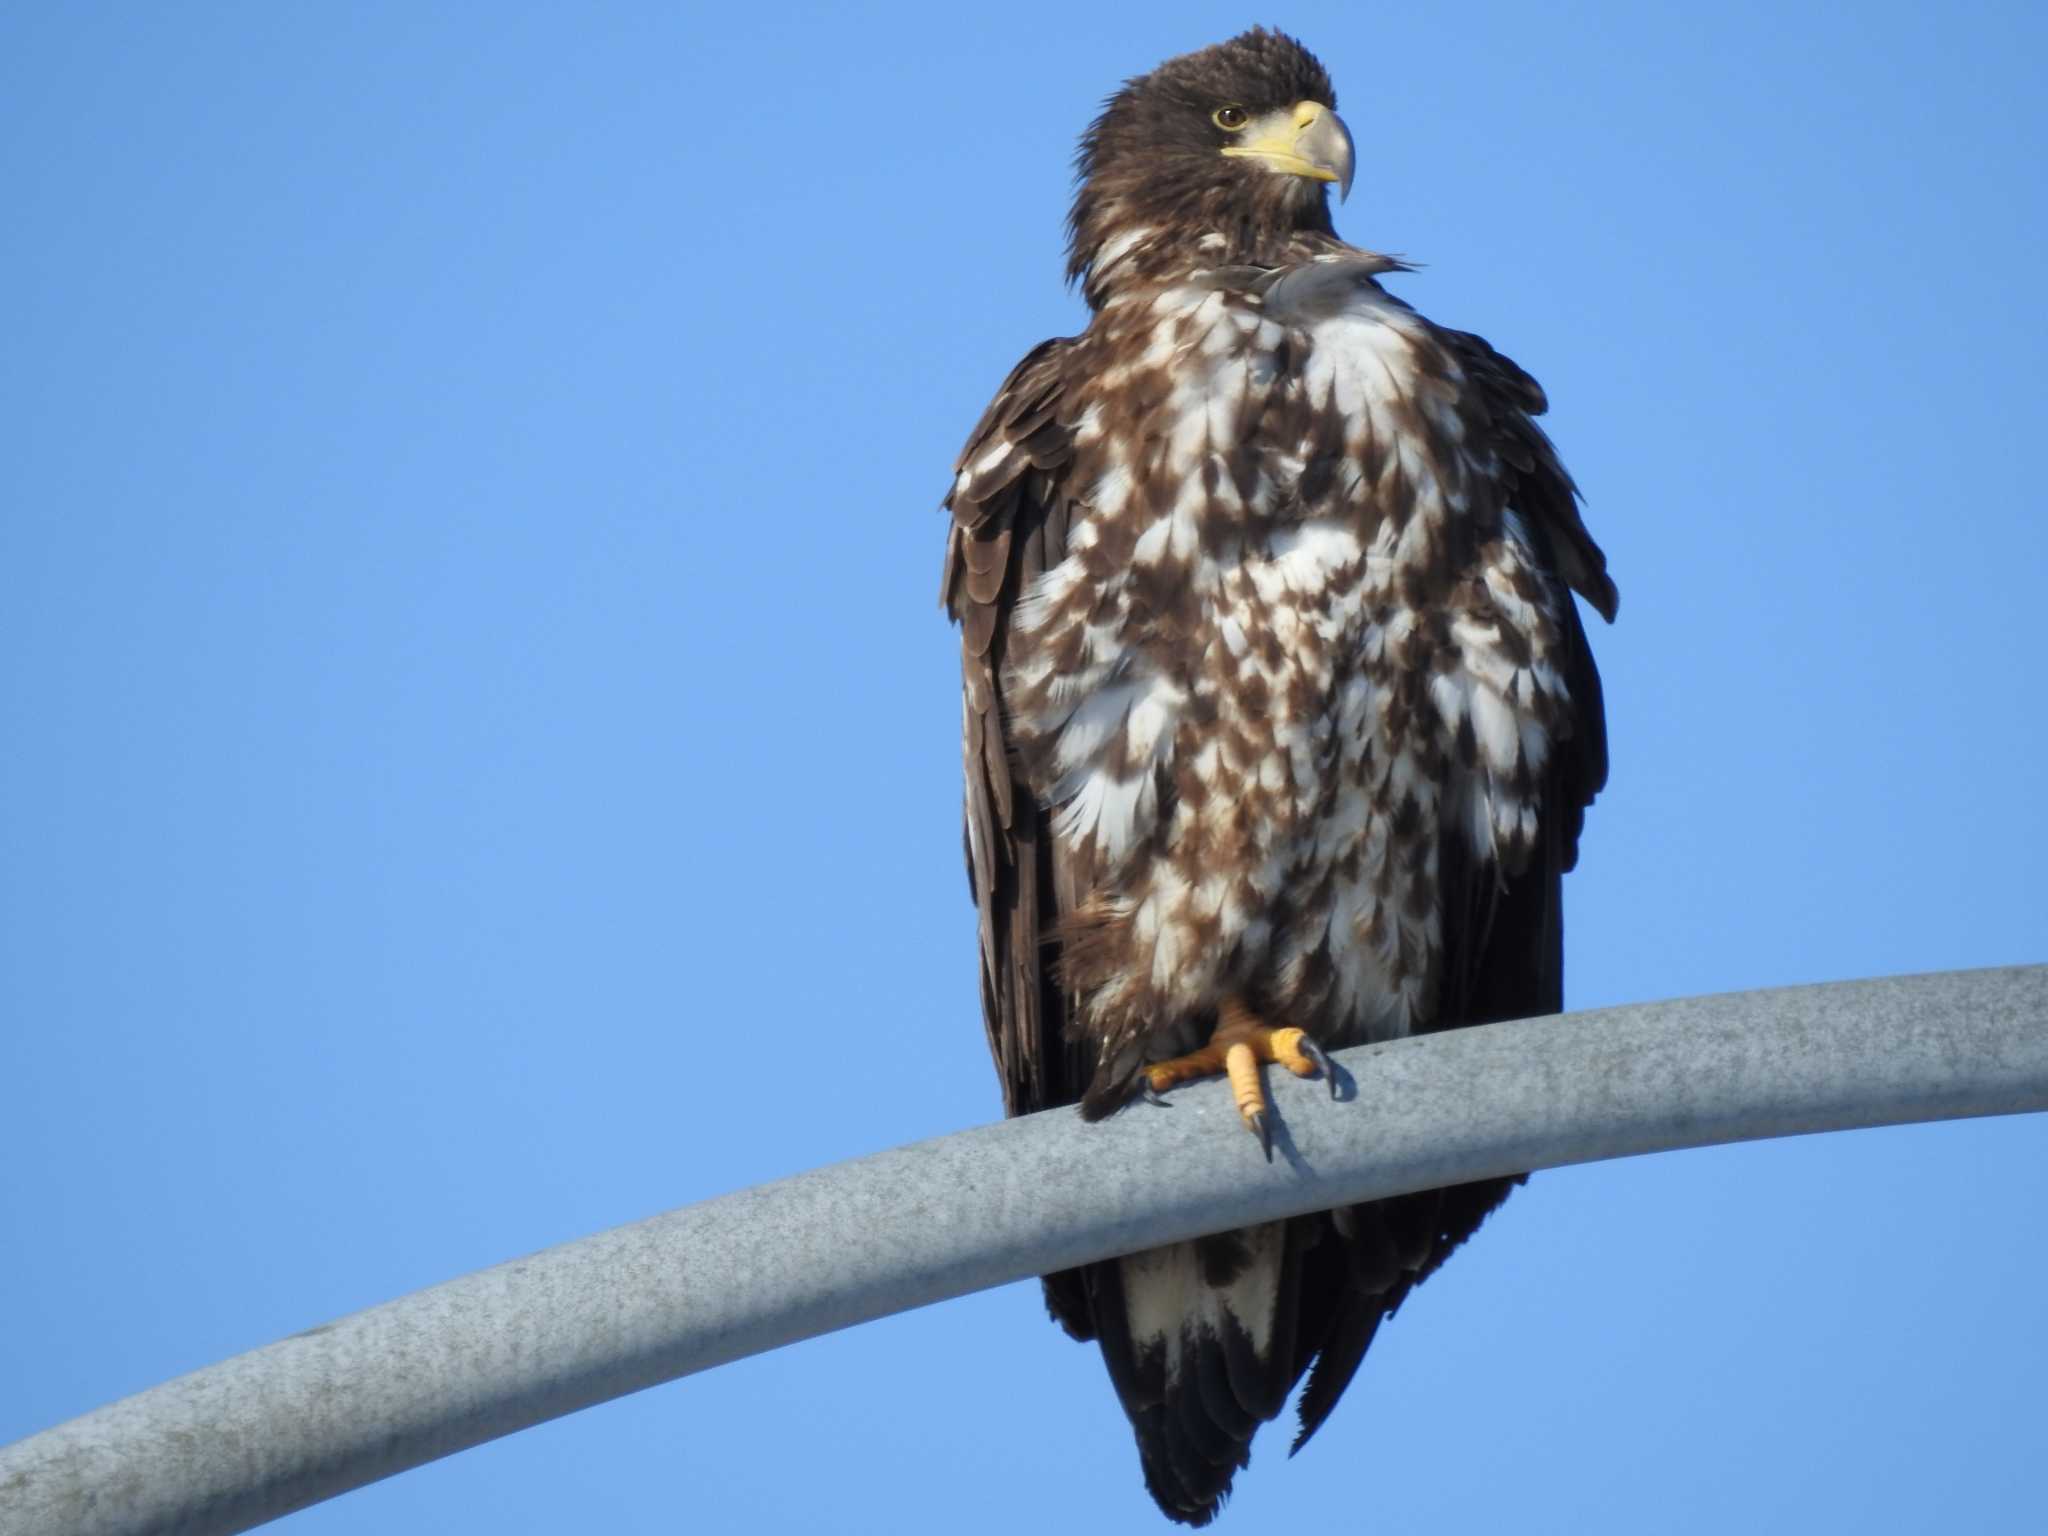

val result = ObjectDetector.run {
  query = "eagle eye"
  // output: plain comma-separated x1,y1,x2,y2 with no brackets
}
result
1212,105,1248,131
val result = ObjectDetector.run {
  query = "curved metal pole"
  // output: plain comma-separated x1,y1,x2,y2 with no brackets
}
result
5,966,2045,1536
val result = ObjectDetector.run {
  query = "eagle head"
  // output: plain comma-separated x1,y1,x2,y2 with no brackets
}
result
1066,28,1354,307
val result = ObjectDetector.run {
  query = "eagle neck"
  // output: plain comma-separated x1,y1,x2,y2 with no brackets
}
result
1080,227,1346,310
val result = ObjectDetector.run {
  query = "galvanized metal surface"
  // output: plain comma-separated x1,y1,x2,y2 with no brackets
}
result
4,965,2044,1536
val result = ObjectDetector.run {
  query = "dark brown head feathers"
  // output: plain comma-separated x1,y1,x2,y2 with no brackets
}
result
1066,29,1341,305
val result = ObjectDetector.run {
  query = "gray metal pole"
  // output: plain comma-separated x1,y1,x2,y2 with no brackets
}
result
4,966,2045,1536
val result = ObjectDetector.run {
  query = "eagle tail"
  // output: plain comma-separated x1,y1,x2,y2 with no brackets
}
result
1086,1182,1527,1519
1091,1224,1302,1526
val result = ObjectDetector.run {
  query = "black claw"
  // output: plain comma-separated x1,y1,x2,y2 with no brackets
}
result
1247,1109,1272,1160
1141,1082,1174,1108
1300,1036,1336,1093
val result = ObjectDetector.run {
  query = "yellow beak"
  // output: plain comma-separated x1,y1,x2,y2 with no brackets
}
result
1220,100,1356,201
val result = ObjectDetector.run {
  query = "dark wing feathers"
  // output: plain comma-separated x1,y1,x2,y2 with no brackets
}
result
942,336,1098,1339
1441,325,1619,627
943,336,1078,1120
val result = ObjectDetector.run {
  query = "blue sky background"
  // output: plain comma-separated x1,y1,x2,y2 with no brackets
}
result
4,2,2044,1530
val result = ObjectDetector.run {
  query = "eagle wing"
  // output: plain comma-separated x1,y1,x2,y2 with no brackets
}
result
940,336,1097,1336
1290,321,1616,1449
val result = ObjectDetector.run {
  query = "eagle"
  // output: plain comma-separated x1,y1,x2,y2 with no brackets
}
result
941,28,1616,1524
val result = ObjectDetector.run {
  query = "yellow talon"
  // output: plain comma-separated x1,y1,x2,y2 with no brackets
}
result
1224,1039,1263,1126
1140,999,1333,1155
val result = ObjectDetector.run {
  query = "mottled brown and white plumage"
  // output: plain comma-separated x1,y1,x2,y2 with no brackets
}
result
942,28,1616,1525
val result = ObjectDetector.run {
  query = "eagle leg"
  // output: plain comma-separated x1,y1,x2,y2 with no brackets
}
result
1140,997,1332,1157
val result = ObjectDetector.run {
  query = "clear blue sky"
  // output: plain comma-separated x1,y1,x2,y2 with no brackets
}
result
4,2,2044,1530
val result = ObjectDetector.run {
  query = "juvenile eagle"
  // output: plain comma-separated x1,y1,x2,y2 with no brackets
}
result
942,28,1616,1524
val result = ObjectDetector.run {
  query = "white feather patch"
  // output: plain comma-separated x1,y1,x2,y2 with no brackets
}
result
1120,1225,1287,1386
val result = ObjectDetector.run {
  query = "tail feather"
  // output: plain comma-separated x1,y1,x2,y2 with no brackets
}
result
1095,1226,1292,1525
1290,1284,1389,1454
1188,1332,1260,1439
1085,1182,1525,1523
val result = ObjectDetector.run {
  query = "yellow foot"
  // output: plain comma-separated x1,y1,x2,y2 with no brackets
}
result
1141,998,1335,1156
